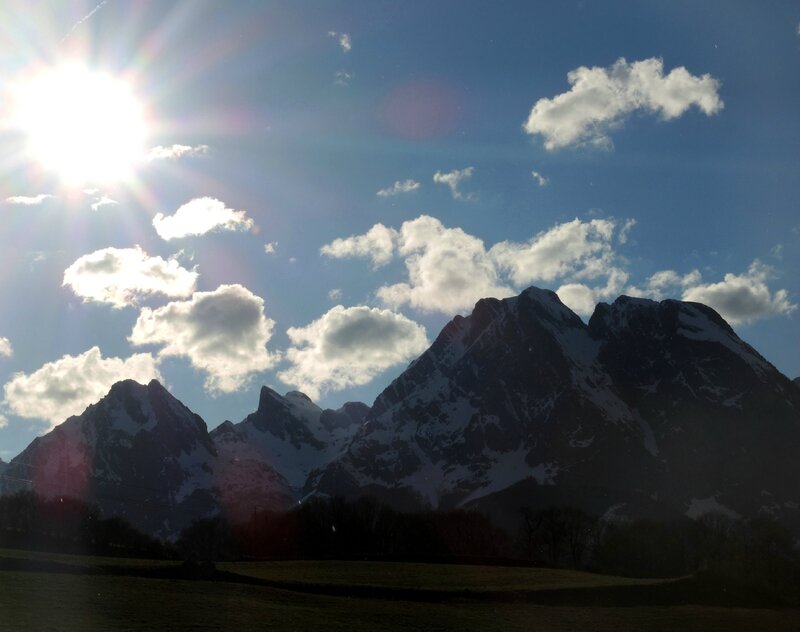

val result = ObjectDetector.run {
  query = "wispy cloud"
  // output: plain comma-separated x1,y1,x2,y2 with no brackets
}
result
90,196,119,211
531,170,549,187
0,337,13,358
146,144,209,161
377,179,421,197
524,57,723,150
433,167,474,200
328,31,352,53
334,70,354,86
5,194,55,206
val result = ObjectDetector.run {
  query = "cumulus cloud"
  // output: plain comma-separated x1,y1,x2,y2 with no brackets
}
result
321,223,398,268
146,144,209,160
3,347,161,426
129,284,278,393
4,194,55,205
328,31,351,53
153,197,254,240
556,268,630,316
681,261,796,325
433,167,474,199
524,57,723,150
263,242,277,254
279,305,428,399
377,179,421,197
490,218,617,286
0,337,13,358
531,170,549,187
63,245,198,308
377,215,514,313
322,216,795,325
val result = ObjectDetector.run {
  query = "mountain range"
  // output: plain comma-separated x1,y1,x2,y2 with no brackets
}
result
2,287,799,539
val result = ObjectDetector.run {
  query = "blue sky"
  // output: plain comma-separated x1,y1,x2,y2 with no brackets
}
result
1,0,798,458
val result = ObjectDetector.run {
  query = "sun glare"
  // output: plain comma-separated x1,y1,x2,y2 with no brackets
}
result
14,63,147,185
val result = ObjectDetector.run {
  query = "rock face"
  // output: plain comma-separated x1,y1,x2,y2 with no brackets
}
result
1,380,219,538
311,288,800,531
3,287,799,538
211,388,365,520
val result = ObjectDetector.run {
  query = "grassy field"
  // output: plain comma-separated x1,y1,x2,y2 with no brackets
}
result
1,548,799,631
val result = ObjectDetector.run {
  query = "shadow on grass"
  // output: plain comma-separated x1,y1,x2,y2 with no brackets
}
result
0,556,788,609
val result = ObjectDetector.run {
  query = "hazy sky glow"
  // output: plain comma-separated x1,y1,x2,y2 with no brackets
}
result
1,1,798,458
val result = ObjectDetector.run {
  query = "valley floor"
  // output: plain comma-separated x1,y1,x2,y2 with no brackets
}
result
1,548,798,631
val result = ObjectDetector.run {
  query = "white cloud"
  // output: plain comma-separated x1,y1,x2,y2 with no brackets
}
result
3,347,161,427
681,261,796,325
328,31,351,53
264,241,277,254
531,170,549,187
63,245,198,308
0,337,13,358
328,288,343,301
5,194,55,205
377,179,421,197
433,167,474,199
524,57,723,150
556,268,629,316
334,70,353,86
129,284,278,393
322,216,796,326
377,215,514,314
146,144,209,160
90,195,119,211
279,305,428,399
490,218,618,285
321,223,398,268
0,414,6,429
153,197,254,240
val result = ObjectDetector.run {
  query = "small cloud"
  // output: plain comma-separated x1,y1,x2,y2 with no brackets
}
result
328,31,351,53
90,196,119,211
153,197,254,240
264,241,278,254
5,194,55,206
531,170,549,187
0,414,6,429
328,288,343,301
2,347,161,427
129,284,278,393
771,244,784,260
288,257,297,264
63,245,198,308
279,305,428,399
433,166,475,200
0,337,13,358
334,70,354,86
146,144,209,161
321,223,398,268
377,179,421,197
524,57,723,150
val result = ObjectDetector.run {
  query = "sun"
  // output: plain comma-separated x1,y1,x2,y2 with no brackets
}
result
14,63,148,185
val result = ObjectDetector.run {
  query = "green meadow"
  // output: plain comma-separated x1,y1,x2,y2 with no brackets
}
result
1,548,798,631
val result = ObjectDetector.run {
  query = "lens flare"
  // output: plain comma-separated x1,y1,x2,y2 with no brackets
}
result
13,63,148,185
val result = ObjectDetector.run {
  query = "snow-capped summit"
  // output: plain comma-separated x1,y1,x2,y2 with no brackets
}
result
313,287,800,533
211,387,366,506
1,379,218,538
